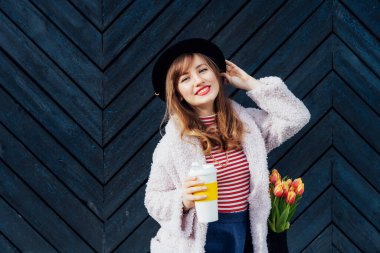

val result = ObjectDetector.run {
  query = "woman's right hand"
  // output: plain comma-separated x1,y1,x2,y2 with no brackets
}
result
181,176,208,212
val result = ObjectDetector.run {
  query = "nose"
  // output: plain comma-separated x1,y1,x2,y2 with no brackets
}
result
193,73,204,86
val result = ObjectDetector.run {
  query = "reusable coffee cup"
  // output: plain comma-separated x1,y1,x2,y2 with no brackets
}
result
188,162,218,223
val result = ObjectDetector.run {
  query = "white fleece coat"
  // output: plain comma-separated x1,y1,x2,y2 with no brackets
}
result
144,76,311,253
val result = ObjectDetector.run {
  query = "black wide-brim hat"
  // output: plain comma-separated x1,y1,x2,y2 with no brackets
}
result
152,38,226,102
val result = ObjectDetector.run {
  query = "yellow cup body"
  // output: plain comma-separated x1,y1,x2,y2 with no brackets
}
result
193,181,218,202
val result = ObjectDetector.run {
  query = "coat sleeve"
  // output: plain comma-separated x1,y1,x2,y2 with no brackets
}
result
144,137,196,238
249,167,271,253
245,76,311,154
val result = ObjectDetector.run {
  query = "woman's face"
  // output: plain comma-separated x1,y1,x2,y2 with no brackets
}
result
177,54,220,114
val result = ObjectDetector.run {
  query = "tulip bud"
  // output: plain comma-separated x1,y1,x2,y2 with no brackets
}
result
282,181,289,198
270,169,281,185
292,178,303,189
295,182,304,196
286,191,296,204
273,183,283,198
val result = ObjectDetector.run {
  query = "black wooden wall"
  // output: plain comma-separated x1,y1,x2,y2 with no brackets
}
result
0,0,379,252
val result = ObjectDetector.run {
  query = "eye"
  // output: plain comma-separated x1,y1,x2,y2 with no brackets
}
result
180,77,189,83
180,69,207,83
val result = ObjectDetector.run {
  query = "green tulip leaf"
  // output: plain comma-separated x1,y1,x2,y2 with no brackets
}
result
285,221,290,230
277,205,290,231
288,204,298,222
268,220,275,232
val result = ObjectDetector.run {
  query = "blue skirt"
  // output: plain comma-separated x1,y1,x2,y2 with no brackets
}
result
205,210,253,253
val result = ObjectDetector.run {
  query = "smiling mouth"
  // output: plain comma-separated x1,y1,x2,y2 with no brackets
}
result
196,86,211,96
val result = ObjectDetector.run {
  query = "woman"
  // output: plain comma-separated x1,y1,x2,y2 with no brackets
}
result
144,38,311,253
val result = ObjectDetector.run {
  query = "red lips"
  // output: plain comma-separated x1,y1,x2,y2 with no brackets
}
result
195,86,210,95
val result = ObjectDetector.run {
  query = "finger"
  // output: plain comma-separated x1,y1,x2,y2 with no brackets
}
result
187,185,207,194
225,59,237,67
184,179,204,188
187,180,205,188
184,183,205,193
186,194,207,201
184,176,197,185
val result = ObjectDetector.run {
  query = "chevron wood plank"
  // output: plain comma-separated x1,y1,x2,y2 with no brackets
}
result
0,14,103,143
213,0,283,58
0,0,103,106
112,217,159,253
333,190,380,252
0,160,97,252
0,85,103,208
0,51,104,182
288,187,332,253
0,197,55,252
334,0,380,76
334,40,380,115
104,98,165,182
341,0,380,40
268,76,332,167
258,0,331,78
103,0,134,29
0,125,103,250
233,0,324,76
103,133,161,218
103,0,170,66
67,0,102,30
333,152,380,230
332,225,362,253
105,184,147,252
333,113,380,191
333,72,380,153
302,225,333,253
29,0,102,65
274,108,333,178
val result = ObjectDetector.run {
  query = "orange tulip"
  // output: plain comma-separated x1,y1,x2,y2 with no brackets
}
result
282,181,289,198
291,178,303,189
275,180,282,186
295,182,304,196
286,191,296,204
270,169,281,184
273,183,283,198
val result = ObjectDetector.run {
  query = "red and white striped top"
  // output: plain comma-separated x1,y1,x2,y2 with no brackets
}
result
199,114,251,213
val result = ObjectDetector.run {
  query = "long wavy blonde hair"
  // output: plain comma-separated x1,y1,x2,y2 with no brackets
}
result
161,52,245,155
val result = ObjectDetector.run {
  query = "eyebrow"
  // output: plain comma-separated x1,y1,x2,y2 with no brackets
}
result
181,64,207,75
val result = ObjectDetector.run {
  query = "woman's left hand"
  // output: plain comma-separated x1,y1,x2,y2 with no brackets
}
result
220,59,256,91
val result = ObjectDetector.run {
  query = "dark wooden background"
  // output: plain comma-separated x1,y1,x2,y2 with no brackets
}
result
0,0,379,252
